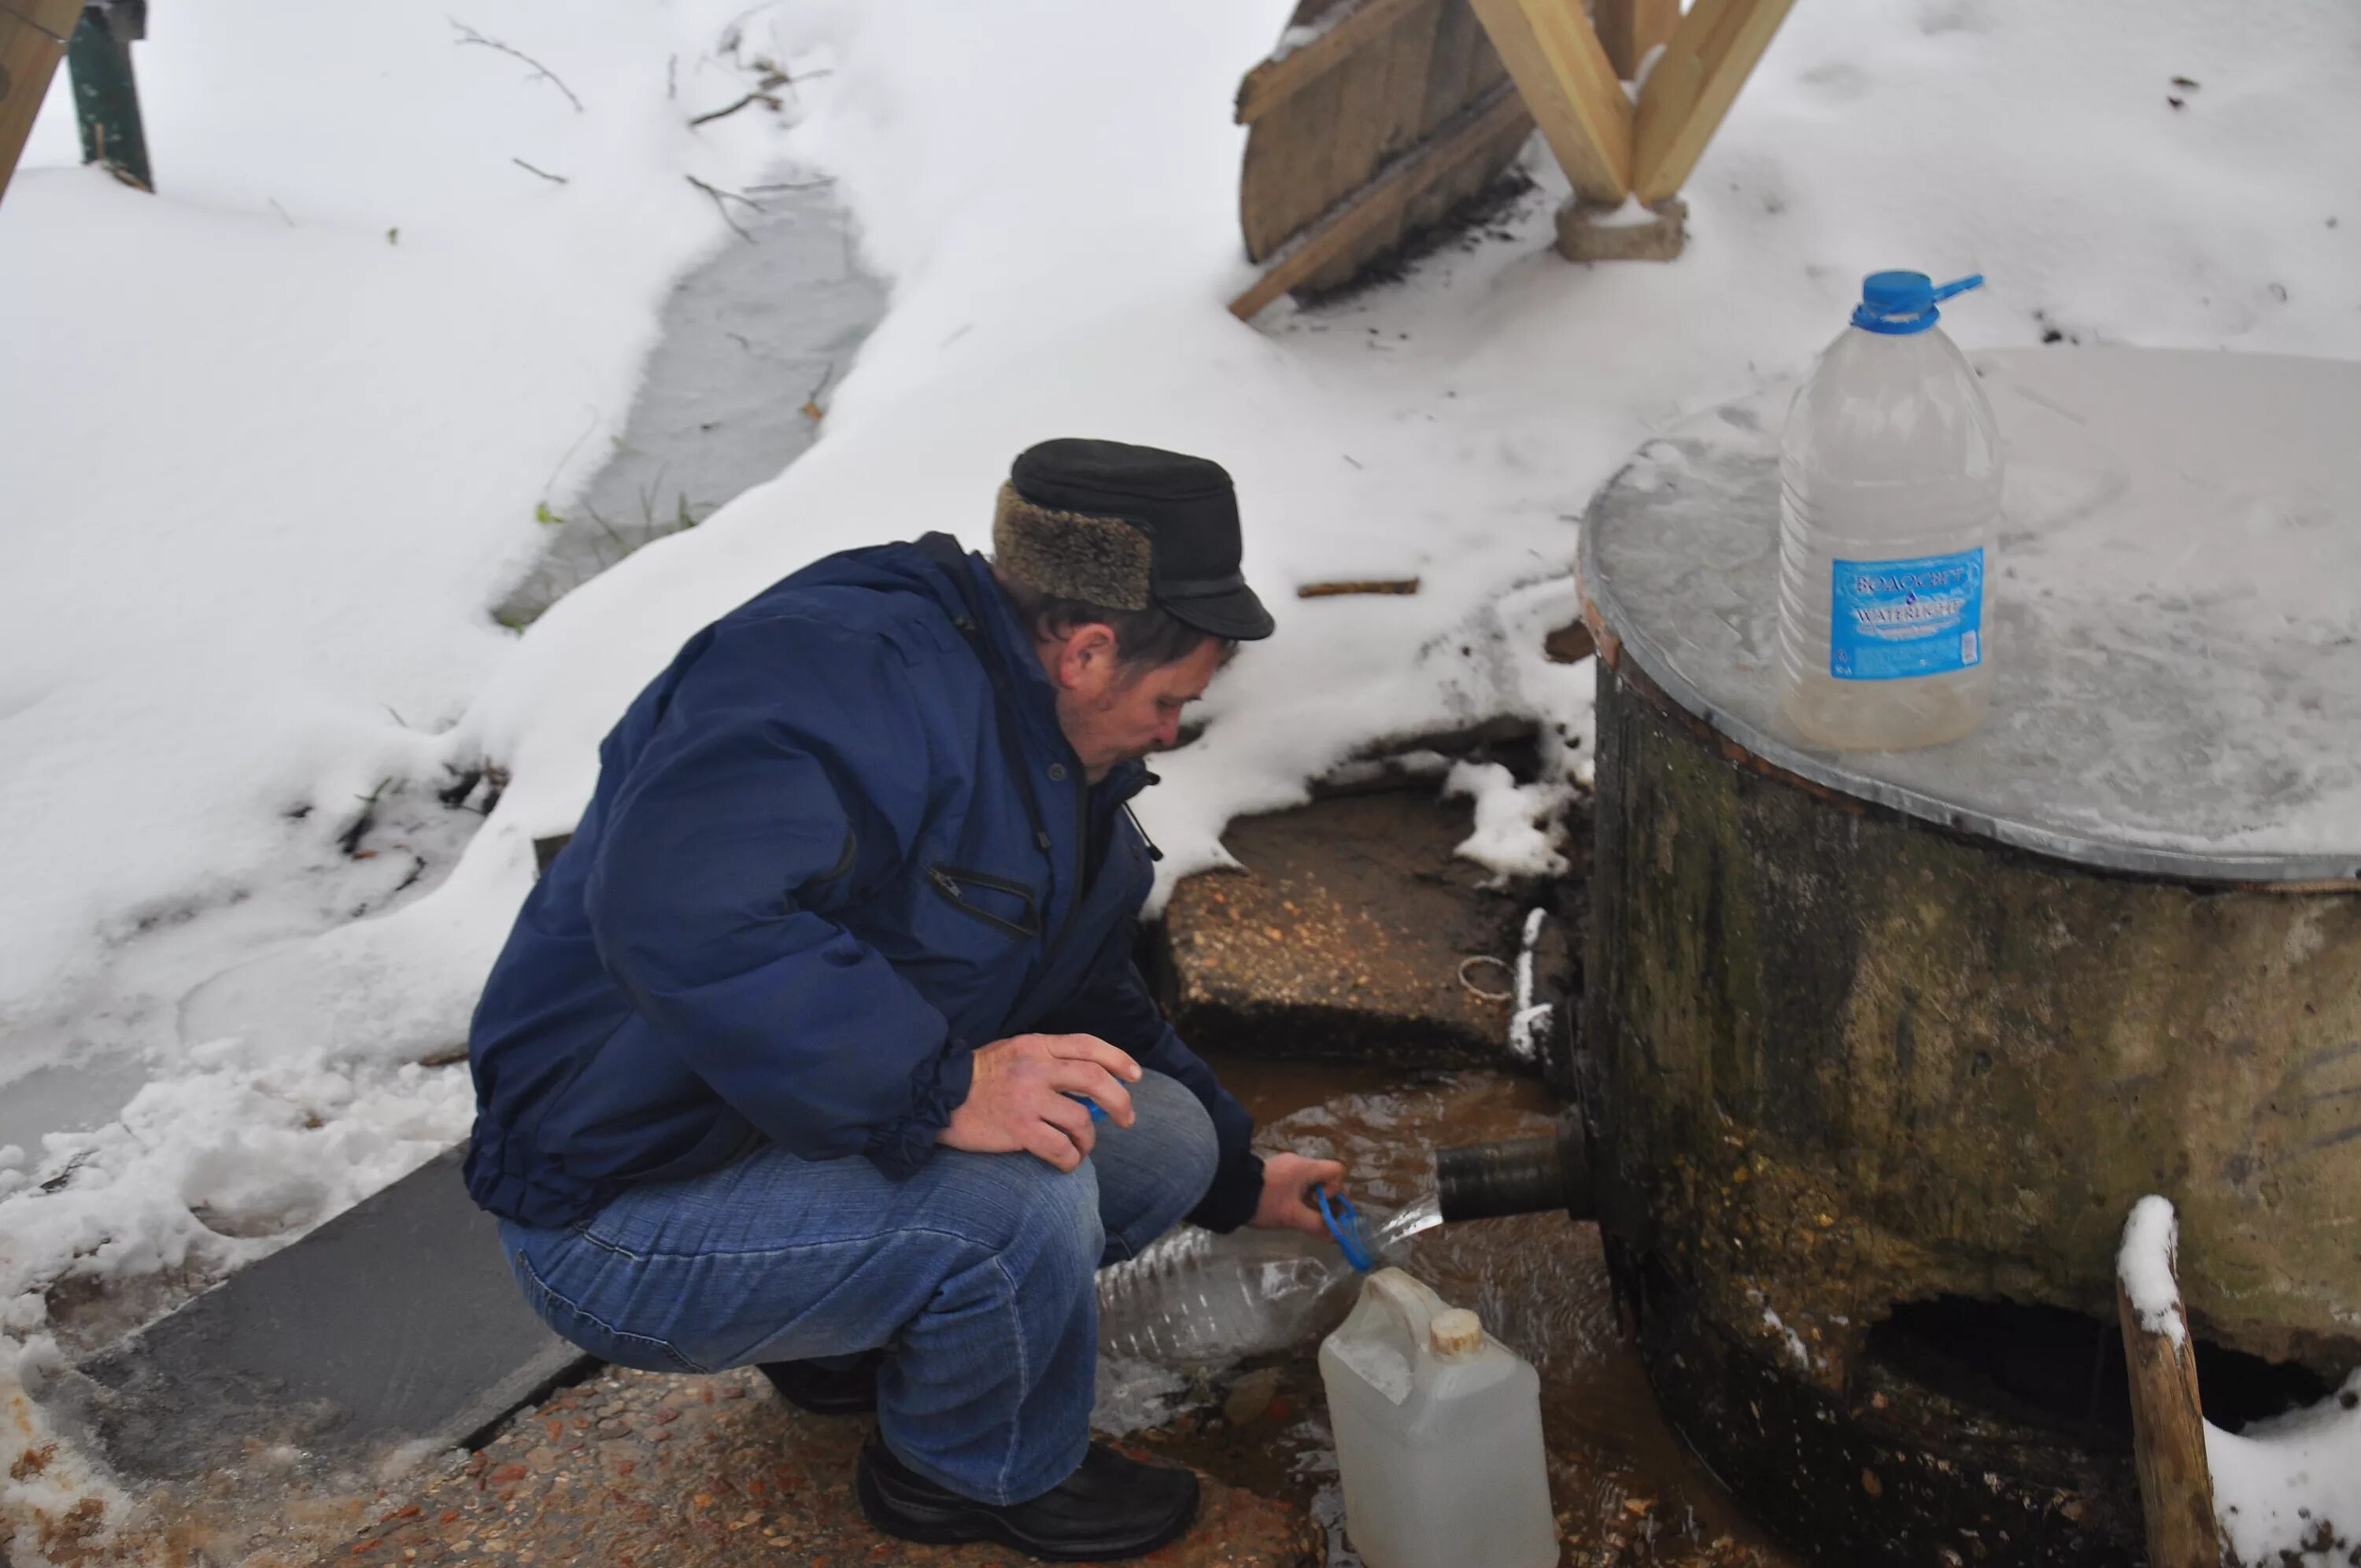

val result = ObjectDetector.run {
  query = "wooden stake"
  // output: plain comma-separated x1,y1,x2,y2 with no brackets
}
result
2115,1203,2225,1568
0,0,80,208
1630,0,1796,205
1592,0,1678,82
1461,0,1631,203
1229,79,1528,319
1298,578,1422,597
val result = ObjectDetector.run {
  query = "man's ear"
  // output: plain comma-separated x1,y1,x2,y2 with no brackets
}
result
1055,623,1122,695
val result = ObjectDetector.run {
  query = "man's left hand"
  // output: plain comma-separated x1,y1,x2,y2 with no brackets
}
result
1250,1151,1349,1236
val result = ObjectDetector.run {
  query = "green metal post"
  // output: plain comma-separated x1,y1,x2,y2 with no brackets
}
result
66,0,146,190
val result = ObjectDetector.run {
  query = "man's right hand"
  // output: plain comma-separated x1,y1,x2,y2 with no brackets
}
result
937,1033,1142,1171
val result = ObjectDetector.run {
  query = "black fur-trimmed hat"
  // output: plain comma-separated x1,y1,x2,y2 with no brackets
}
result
995,438,1275,641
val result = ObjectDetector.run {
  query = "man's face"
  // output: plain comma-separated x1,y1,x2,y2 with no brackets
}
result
1042,630,1225,780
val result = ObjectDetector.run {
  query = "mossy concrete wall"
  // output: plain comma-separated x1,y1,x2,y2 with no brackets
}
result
1583,661,2361,1562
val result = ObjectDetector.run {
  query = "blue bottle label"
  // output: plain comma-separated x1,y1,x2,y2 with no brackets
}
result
1829,548,1985,681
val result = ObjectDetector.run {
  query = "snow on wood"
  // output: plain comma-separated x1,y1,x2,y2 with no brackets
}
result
2119,1194,2188,1348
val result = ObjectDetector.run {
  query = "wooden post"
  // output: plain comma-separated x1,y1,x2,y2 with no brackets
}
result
2115,1200,2225,1568
1461,0,1631,202
1592,0,1677,82
66,0,150,190
1630,0,1796,204
0,0,81,207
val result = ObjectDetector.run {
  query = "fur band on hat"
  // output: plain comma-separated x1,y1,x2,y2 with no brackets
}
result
992,482,1154,611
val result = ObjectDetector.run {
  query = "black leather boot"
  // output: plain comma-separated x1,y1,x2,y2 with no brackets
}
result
855,1430,1199,1562
756,1349,884,1415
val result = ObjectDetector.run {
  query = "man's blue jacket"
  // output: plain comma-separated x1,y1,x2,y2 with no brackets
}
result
463,536,1262,1232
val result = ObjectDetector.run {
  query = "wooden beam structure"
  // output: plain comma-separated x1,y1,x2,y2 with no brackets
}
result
1230,77,1527,319
0,0,79,208
1592,0,1679,82
2114,1202,2225,1568
1461,0,1631,203
1631,0,1796,204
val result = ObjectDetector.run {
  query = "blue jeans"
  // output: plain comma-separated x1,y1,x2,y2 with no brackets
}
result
498,1070,1219,1503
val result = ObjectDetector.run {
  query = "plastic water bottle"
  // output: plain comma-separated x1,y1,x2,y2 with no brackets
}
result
1097,1197,1437,1366
1318,1267,1557,1568
1775,271,2004,750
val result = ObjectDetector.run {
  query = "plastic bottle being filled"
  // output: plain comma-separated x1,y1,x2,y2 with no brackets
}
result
1775,271,2004,751
1097,1196,1439,1366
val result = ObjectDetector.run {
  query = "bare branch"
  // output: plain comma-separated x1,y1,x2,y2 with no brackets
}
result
746,175,834,192
512,157,570,185
449,18,585,113
685,173,762,242
687,90,781,128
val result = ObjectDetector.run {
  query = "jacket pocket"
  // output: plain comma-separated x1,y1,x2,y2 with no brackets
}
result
926,863,1041,940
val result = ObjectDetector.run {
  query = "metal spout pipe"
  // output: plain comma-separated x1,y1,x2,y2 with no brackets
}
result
1434,1117,1593,1223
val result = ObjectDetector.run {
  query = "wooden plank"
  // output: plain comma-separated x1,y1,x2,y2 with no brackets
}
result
1365,0,1444,164
1237,0,1430,124
1399,103,1529,238
1417,0,1487,131
1463,0,1631,203
0,0,79,208
2115,1203,2224,1568
1230,79,1530,319
1630,0,1796,204
1593,0,1679,81
1296,5,1435,293
1299,578,1422,597
1240,61,1354,259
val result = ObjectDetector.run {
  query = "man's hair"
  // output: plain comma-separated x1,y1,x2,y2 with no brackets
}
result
993,567,1224,672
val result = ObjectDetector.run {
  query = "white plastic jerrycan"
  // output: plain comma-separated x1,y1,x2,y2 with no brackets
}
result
1317,1267,1558,1568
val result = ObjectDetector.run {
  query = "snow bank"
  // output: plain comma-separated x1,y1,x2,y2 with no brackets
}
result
4,0,2360,1518
0,0,805,1391
2211,1371,2361,1567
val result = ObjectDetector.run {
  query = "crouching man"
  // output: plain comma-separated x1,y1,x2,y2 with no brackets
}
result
462,438,1347,1562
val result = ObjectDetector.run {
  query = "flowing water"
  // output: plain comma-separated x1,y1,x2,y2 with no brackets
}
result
1108,1054,1794,1568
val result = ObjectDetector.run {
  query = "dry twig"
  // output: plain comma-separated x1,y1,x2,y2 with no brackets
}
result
800,361,835,421
685,173,763,242
450,18,585,113
512,157,570,185
688,90,781,127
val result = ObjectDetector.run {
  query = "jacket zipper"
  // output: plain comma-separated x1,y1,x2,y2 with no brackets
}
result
1121,802,1163,862
927,865,1041,940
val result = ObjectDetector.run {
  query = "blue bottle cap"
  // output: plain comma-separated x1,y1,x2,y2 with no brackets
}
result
1314,1185,1376,1272
1852,270,1983,334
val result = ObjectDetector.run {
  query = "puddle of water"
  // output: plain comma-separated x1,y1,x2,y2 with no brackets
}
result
1122,1057,1794,1567
0,1051,155,1156
497,177,888,625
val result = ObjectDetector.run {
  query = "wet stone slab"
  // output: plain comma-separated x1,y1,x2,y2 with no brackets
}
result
72,1146,586,1484
307,1364,1321,1568
1154,790,1544,1069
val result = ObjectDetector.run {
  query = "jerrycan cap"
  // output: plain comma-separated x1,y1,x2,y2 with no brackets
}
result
1852,271,1982,335
1429,1308,1486,1358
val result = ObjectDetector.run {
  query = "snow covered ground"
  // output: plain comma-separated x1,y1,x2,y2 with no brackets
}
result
3,0,2359,1553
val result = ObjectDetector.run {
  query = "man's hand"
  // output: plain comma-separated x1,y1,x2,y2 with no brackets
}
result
1250,1151,1350,1236
938,1033,1142,1172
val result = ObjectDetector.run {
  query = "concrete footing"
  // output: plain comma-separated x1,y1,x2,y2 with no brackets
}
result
1554,196,1688,263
